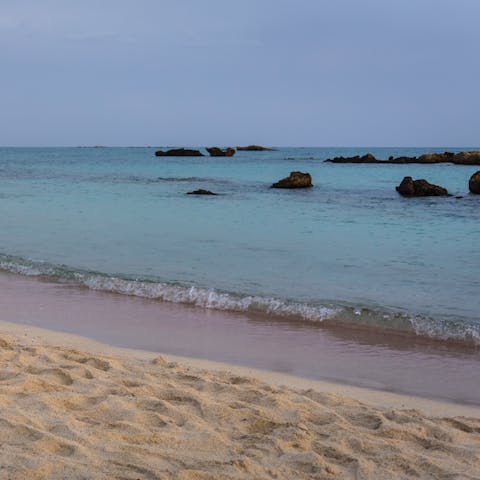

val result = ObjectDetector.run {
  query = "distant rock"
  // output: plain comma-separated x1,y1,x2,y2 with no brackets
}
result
325,153,382,163
455,151,480,165
155,148,204,157
416,152,456,163
469,171,480,194
272,171,313,189
206,147,236,157
187,189,217,195
325,151,480,165
236,145,274,151
396,177,449,197
388,156,419,164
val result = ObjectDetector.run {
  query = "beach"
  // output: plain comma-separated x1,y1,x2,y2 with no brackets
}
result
4,1,480,476
0,319,479,480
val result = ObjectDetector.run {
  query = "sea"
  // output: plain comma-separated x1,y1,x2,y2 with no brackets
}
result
0,146,479,345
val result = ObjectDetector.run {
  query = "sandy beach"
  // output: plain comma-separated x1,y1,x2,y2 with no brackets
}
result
0,319,479,480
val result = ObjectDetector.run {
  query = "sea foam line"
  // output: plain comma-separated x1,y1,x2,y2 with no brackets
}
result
0,255,339,322
0,255,479,345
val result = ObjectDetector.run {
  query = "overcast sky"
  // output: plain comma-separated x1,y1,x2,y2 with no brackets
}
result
1,0,479,147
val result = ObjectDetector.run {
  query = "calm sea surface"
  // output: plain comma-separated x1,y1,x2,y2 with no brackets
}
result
0,147,479,343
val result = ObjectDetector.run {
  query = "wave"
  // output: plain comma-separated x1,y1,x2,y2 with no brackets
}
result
0,254,478,346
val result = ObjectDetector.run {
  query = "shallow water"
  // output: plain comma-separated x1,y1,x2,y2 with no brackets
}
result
0,147,479,343
1,272,479,404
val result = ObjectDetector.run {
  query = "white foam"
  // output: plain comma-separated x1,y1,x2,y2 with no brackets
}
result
1,256,479,344
79,274,340,321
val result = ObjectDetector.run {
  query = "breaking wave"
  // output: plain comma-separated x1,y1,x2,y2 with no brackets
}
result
0,253,478,346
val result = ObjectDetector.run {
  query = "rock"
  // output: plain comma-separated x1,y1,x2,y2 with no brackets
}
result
324,151,480,165
155,148,204,157
396,177,449,197
469,171,480,194
236,145,274,151
325,153,381,163
206,147,236,157
272,171,313,189
388,156,419,164
417,152,455,163
455,151,480,165
187,189,217,195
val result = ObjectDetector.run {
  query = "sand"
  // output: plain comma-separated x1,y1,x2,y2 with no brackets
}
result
0,320,479,479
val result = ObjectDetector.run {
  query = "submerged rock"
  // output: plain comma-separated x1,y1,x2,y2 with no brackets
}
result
206,147,236,157
469,171,480,194
155,148,204,157
236,145,274,151
272,171,313,189
396,177,449,197
187,189,217,195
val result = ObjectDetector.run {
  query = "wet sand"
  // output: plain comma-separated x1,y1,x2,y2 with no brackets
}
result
0,321,479,479
0,271,479,405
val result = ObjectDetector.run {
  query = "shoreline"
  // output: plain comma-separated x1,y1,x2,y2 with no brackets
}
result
0,319,479,418
1,270,479,406
1,255,479,348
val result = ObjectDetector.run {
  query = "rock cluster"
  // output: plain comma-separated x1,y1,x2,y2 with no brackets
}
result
325,151,480,165
396,177,449,197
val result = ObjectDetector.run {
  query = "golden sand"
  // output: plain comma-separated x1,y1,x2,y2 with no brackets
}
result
0,325,478,479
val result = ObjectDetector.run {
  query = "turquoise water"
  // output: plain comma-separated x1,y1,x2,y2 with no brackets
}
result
0,147,479,343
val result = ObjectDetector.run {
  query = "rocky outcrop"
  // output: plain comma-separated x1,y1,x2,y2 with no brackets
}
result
236,145,274,151
396,177,449,197
325,151,480,165
187,189,217,195
469,171,480,194
272,171,313,189
155,148,204,157
454,151,480,165
206,147,236,157
325,153,382,164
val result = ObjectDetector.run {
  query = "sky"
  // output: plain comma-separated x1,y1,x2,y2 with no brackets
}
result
1,0,479,147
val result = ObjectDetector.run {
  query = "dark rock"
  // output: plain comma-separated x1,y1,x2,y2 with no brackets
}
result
325,153,381,163
324,150,480,165
396,177,449,197
456,152,480,165
417,152,455,163
272,171,313,189
455,196,464,199
187,189,217,195
469,171,480,194
236,145,274,151
206,147,236,157
155,148,204,157
389,156,418,164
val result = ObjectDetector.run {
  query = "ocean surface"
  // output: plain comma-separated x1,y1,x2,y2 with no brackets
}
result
0,147,479,344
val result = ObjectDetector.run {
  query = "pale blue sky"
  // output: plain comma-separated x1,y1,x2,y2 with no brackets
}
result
1,0,479,146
